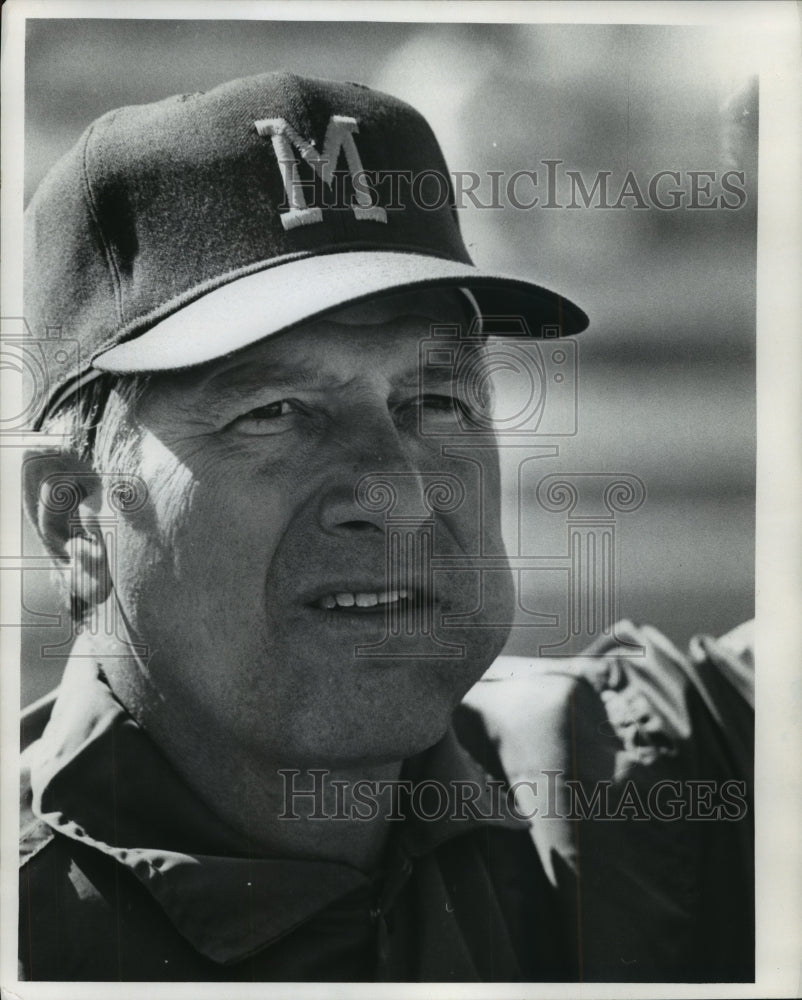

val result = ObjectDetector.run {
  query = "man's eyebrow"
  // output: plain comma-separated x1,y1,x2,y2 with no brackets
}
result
198,364,328,402
398,363,454,386
196,355,474,405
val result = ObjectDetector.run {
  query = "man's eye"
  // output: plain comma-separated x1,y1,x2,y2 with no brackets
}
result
413,394,486,426
418,394,458,412
229,400,300,435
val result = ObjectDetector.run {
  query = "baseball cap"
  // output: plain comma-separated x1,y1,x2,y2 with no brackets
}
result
24,71,588,426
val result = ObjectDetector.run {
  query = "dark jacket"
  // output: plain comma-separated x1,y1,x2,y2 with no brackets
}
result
19,620,754,981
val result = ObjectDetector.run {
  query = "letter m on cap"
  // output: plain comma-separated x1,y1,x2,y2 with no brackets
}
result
254,115,387,231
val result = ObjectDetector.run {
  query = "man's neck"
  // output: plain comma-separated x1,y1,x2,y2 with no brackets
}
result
202,755,406,872
86,635,407,872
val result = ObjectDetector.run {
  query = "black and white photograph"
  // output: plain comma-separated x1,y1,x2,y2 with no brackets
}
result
1,0,800,994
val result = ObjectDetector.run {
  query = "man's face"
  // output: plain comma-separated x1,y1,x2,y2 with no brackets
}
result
105,288,515,766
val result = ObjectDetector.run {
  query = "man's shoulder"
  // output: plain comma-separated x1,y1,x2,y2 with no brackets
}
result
18,783,109,980
19,790,212,981
17,687,208,981
18,696,112,981
20,691,59,867
463,618,755,762
455,619,755,982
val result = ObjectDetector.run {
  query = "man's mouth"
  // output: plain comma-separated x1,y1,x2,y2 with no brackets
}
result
315,589,409,611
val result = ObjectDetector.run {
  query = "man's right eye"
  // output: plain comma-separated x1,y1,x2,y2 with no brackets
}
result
418,394,459,412
228,399,300,435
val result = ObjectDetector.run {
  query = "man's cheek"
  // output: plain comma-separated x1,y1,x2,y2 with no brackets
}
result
437,449,506,544
127,436,200,548
133,445,248,558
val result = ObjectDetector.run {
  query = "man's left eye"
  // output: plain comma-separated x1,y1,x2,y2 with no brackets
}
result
229,400,300,435
413,394,485,425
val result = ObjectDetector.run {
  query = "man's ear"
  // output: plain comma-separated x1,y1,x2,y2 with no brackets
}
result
22,451,112,610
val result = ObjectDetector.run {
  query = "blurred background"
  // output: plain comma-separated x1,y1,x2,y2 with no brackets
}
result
20,19,757,703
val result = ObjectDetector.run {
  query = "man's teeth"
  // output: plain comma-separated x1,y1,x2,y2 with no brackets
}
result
320,589,408,609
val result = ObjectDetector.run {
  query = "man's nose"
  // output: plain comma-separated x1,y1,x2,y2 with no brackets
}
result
317,409,432,535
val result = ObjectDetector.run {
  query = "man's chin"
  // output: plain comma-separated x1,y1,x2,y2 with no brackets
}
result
288,720,457,771
299,667,487,760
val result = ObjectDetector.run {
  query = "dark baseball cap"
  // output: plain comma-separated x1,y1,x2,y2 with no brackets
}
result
24,71,588,424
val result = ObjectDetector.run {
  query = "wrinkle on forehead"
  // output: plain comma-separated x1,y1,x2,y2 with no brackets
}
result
139,286,479,414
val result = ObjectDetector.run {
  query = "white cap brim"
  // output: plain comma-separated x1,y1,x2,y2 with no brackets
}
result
93,250,587,373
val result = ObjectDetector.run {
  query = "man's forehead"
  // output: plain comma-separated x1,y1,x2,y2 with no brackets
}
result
146,287,477,404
